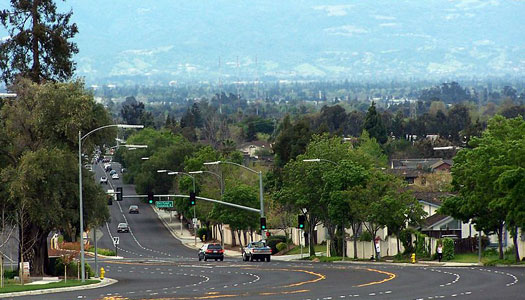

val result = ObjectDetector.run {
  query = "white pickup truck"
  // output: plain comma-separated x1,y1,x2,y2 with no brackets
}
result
242,241,272,262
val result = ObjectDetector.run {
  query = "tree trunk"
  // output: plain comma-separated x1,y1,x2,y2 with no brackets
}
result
497,222,504,260
513,226,520,262
237,230,244,252
31,0,41,83
309,223,315,256
231,229,236,247
351,222,360,259
396,236,400,255
218,224,224,246
32,232,49,276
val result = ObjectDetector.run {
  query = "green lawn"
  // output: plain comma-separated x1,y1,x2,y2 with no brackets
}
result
0,279,99,294
284,244,328,255
448,252,524,265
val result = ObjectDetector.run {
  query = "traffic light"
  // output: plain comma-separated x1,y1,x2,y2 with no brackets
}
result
260,217,267,230
298,215,305,229
116,187,123,201
189,192,196,206
148,192,154,204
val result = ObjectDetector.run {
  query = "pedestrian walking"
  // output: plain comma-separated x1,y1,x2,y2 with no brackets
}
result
437,243,443,262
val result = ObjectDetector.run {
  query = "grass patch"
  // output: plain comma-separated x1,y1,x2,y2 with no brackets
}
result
0,279,99,294
285,244,327,255
87,246,116,256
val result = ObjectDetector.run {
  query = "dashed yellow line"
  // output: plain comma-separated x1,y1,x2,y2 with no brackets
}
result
356,268,396,287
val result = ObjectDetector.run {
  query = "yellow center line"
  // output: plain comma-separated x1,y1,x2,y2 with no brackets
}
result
356,268,396,287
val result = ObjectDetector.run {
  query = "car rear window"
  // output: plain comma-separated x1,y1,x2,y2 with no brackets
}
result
208,244,222,250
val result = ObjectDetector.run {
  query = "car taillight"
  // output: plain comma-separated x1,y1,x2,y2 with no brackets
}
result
206,250,213,253
219,249,224,253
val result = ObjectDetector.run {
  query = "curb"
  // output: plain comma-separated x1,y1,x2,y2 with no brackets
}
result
332,260,483,267
0,278,117,298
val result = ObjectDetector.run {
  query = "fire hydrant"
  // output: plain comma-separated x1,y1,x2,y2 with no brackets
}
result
100,267,105,280
411,253,416,264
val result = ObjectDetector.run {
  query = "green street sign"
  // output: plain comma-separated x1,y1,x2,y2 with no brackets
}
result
156,201,174,208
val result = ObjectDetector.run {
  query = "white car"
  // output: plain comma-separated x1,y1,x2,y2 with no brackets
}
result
111,173,119,180
99,176,108,184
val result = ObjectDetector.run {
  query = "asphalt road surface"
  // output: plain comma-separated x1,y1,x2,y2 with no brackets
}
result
6,161,525,300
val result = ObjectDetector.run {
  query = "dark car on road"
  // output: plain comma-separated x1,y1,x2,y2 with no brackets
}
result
198,243,224,261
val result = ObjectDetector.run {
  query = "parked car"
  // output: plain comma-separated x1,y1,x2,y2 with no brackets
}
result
109,169,117,175
99,176,108,184
128,205,139,214
111,173,119,180
198,243,224,261
117,223,129,233
242,241,272,262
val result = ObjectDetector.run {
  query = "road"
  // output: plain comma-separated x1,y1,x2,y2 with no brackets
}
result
6,161,525,300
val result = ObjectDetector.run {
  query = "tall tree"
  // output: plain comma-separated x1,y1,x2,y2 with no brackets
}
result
0,79,112,275
0,0,78,85
440,115,525,259
363,102,387,144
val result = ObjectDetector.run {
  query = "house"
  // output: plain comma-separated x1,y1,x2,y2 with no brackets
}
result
238,141,272,158
430,160,453,172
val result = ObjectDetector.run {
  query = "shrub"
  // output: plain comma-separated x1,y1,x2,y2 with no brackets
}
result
358,231,373,242
266,235,287,254
443,238,455,261
54,258,94,278
415,232,429,258
197,228,208,241
399,228,416,254
276,242,288,253
3,269,17,279
88,246,116,256
504,245,516,257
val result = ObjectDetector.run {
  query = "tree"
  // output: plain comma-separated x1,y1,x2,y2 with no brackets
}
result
0,79,113,275
209,185,258,250
120,96,146,126
0,0,78,85
363,102,387,144
440,115,525,259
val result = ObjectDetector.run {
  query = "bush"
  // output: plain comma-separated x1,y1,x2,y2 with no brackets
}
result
358,231,373,242
399,228,416,254
197,228,208,241
276,242,288,253
504,245,516,257
415,232,429,258
54,258,94,278
266,235,287,254
443,238,455,261
3,269,17,279
88,246,116,256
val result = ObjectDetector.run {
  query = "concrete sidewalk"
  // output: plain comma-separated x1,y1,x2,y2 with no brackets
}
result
152,206,241,257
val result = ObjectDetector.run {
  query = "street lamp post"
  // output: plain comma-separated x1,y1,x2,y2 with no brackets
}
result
159,170,197,245
78,124,143,282
189,170,224,245
203,161,265,232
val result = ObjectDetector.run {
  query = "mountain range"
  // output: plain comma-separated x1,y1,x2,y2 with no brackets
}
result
4,0,525,84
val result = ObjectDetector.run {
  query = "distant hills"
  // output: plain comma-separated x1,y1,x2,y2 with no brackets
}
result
5,0,525,84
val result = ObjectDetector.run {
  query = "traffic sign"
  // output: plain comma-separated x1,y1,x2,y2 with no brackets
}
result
112,237,120,245
156,201,174,208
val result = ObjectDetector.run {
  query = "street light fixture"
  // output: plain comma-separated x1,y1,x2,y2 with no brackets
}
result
141,157,149,160
188,170,223,195
78,124,143,282
203,160,265,229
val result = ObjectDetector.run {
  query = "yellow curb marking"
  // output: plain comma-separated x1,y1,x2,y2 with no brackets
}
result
356,268,396,287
